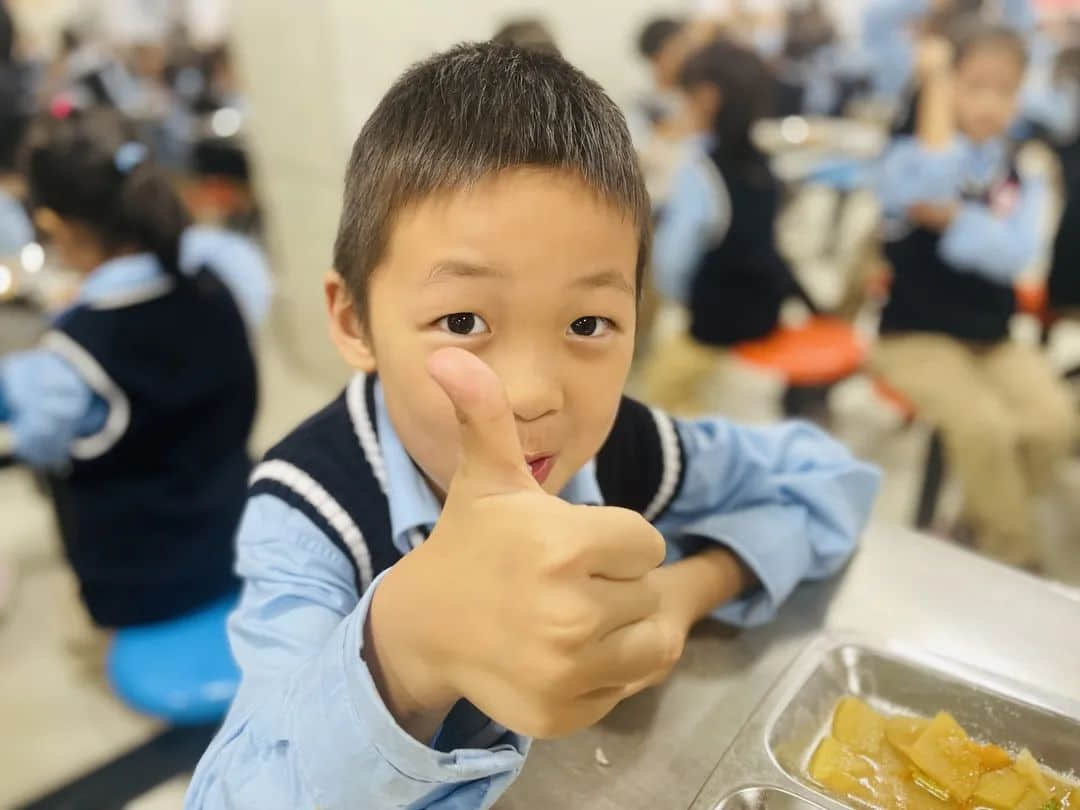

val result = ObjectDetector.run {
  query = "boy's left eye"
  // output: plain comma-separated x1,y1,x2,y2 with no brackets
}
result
568,316,614,337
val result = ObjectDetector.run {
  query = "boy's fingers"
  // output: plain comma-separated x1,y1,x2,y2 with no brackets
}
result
574,506,667,580
427,347,538,495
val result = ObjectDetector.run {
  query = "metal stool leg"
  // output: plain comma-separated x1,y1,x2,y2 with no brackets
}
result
915,429,945,529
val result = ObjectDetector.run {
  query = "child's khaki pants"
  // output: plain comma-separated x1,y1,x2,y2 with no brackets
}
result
872,334,1076,566
643,331,730,417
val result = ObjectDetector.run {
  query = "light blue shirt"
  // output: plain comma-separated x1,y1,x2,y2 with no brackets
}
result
0,228,272,467
876,134,1047,283
0,188,33,256
1018,33,1080,144
652,135,729,304
185,382,880,810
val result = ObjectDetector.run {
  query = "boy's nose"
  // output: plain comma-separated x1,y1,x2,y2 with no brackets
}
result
496,357,564,423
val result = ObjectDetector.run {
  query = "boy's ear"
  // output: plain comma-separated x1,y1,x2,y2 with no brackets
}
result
325,270,376,373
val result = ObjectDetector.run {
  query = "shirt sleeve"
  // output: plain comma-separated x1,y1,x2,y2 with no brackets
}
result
938,176,1047,284
0,191,33,256
875,136,963,217
0,349,108,468
185,494,528,810
652,418,880,628
180,226,274,329
651,153,730,304
862,0,926,101
1001,0,1037,34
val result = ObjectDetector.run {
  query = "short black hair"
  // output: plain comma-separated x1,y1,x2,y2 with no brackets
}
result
491,18,560,56
23,109,190,273
637,17,683,60
333,42,650,315
950,19,1028,71
679,38,775,166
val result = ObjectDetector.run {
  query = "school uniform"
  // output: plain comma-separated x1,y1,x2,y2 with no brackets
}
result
185,372,879,810
0,228,271,626
872,134,1075,564
645,137,807,413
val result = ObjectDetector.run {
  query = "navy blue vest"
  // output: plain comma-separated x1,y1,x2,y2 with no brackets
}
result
249,374,688,594
47,268,256,626
881,162,1021,342
688,154,806,347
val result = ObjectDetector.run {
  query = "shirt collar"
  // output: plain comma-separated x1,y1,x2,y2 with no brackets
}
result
372,378,603,556
76,252,164,306
955,134,1008,185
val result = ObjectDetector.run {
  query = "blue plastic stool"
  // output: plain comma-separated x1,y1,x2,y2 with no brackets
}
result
107,593,240,725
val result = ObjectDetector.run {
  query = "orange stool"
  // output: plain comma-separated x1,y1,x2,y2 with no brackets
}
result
734,317,866,419
1015,278,1048,319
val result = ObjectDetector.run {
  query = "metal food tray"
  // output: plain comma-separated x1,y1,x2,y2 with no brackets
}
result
690,633,1080,810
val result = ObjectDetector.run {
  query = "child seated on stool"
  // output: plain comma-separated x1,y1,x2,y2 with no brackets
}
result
0,110,270,631
872,22,1076,568
643,38,813,416
185,43,879,810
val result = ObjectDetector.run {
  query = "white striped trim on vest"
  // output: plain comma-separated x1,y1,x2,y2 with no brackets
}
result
41,331,132,461
346,374,388,495
249,459,374,591
642,407,682,523
344,374,426,551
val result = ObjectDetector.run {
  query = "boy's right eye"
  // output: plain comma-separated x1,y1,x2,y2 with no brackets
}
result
437,312,490,336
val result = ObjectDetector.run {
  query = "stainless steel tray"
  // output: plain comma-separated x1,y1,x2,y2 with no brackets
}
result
689,633,1080,810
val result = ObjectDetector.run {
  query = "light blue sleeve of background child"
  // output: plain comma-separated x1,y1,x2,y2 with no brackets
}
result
862,0,926,102
651,150,729,304
876,136,1047,283
0,189,33,256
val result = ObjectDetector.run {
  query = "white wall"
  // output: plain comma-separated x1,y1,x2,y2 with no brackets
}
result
230,0,682,384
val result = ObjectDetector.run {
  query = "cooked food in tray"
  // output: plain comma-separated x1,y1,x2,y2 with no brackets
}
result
808,697,1076,810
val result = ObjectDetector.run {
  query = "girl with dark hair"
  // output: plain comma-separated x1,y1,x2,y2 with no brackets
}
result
0,109,270,629
644,38,812,414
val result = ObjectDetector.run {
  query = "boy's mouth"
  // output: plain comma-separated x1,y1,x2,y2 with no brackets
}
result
526,455,555,485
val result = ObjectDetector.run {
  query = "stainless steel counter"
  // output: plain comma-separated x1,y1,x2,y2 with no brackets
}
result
498,523,1080,809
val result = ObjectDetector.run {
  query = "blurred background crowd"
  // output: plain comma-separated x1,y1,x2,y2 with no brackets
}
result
2,0,1080,807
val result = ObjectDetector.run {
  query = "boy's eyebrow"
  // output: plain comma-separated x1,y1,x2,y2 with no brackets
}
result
425,260,507,283
425,262,634,296
572,269,635,297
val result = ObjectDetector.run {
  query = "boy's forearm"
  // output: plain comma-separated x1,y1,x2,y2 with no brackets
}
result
656,546,758,627
364,562,461,743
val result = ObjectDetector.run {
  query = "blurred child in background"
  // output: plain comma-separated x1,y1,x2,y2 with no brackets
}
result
643,38,813,415
872,22,1075,568
0,110,270,634
862,0,1037,127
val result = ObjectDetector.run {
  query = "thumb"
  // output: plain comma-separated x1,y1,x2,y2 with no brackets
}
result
427,347,539,496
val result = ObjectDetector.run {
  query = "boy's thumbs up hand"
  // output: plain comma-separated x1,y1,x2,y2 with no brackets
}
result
364,348,686,742
426,346,541,499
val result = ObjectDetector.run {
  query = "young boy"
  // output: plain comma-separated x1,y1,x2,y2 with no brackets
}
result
185,43,878,810
872,24,1076,566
